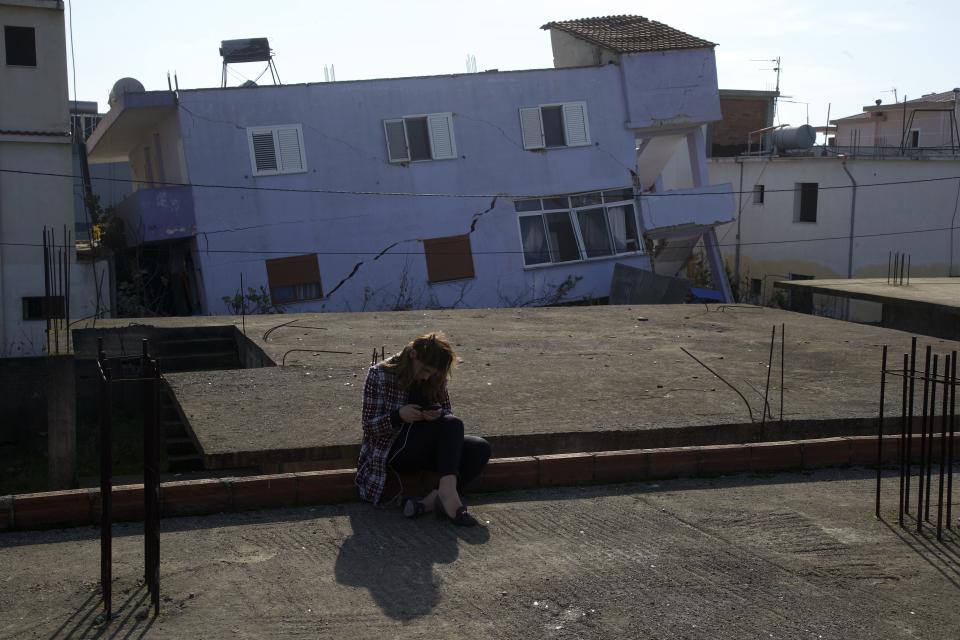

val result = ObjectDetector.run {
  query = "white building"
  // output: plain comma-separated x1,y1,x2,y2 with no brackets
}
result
0,0,101,356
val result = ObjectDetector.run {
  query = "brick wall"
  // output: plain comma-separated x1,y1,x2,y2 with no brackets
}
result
711,97,772,156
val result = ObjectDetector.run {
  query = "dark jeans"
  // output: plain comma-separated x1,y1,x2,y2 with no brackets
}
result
387,415,491,492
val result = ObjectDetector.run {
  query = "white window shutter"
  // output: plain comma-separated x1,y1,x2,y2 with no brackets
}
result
250,131,278,173
519,107,545,150
427,113,456,160
277,126,305,172
384,119,410,162
562,102,590,147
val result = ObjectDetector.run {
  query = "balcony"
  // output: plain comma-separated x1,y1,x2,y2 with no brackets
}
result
638,183,735,238
116,185,196,245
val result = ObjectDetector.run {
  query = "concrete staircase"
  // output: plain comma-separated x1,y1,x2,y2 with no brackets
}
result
160,386,204,473
152,326,242,373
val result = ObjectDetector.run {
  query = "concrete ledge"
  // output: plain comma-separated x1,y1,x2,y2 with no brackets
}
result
749,441,803,472
296,469,358,505
231,474,298,511
537,453,594,487
3,434,958,531
593,449,649,483
162,478,232,517
13,489,90,529
474,457,538,493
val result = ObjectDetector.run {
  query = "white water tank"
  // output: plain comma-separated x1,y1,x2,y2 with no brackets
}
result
108,77,145,108
772,125,816,151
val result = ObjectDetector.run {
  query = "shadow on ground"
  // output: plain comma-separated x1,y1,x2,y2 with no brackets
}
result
334,508,490,620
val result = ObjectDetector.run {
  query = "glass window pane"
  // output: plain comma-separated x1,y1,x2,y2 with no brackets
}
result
577,208,613,258
607,204,640,253
602,188,634,202
541,106,565,147
519,216,550,265
406,117,431,161
514,199,542,212
544,212,580,262
571,192,602,207
541,197,568,210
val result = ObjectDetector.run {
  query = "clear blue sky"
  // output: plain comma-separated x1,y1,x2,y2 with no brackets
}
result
67,0,957,133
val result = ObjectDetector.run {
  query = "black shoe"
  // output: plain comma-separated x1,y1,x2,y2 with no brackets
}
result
401,495,426,519
435,495,479,527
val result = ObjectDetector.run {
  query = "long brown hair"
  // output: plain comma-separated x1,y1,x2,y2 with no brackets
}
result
380,332,456,401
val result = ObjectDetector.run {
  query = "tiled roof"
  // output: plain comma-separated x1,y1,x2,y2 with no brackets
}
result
904,90,959,104
542,15,715,53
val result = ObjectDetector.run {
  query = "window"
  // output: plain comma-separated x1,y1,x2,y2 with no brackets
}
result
22,296,64,321
519,102,590,150
4,26,36,67
383,113,457,163
752,184,765,205
246,125,307,176
515,189,640,267
70,114,103,141
794,183,818,223
908,129,920,148
265,254,323,304
423,235,475,283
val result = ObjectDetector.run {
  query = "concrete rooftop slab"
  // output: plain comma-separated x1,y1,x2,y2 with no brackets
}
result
2,469,958,638
775,277,960,313
77,306,960,470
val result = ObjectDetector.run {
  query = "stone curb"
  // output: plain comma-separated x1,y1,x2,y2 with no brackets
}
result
1,434,954,531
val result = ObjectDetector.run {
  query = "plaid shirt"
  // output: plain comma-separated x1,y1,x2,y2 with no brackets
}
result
355,363,452,504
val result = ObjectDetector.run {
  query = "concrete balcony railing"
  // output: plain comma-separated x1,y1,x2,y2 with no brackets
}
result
638,183,735,237
116,185,196,245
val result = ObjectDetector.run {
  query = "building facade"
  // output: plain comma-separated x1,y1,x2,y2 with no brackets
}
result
0,0,100,356
832,90,960,156
87,15,736,316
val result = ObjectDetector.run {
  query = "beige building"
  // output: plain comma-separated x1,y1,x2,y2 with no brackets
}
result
832,90,960,156
0,0,99,356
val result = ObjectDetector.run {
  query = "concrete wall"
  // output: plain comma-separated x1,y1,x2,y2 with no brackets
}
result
619,49,721,130
128,111,187,188
0,1,69,133
708,157,960,307
548,29,618,68
176,66,661,313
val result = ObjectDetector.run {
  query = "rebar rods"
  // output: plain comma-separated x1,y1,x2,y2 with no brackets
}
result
875,339,957,544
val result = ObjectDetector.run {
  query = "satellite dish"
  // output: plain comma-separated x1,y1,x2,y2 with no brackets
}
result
108,77,145,108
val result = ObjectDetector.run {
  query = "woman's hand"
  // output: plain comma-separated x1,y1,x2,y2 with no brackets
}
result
421,407,442,421
398,404,424,423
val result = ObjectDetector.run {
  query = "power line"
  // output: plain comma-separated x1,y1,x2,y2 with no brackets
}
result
4,166,960,200
0,223,956,254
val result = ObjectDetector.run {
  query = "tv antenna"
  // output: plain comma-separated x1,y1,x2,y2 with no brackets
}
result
881,87,898,103
752,56,781,94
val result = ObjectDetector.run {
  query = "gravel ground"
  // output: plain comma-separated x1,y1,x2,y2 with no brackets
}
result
2,468,959,639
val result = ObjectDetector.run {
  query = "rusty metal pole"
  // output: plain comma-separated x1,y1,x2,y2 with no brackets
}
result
899,353,909,526
876,345,888,518
925,355,939,523
948,351,956,529
98,338,112,617
937,354,950,540
762,325,776,426
141,339,160,615
779,323,785,425
906,338,917,512
917,346,931,532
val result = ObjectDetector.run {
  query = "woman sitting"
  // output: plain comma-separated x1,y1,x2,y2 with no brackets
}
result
355,332,491,526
